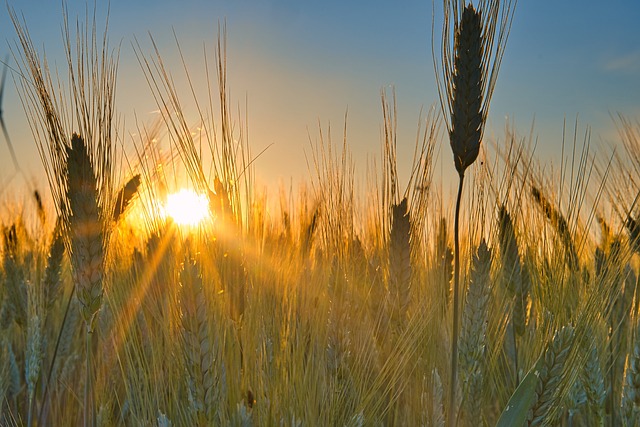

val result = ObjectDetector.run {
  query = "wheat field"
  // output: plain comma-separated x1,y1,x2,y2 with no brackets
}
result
1,2,640,426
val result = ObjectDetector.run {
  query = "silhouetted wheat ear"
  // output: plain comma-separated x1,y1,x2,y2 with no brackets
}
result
531,186,578,269
626,215,640,255
44,219,65,315
2,224,27,326
450,5,483,175
389,197,412,321
498,204,530,337
34,190,46,224
112,174,141,223
498,205,521,292
436,217,453,302
66,133,104,328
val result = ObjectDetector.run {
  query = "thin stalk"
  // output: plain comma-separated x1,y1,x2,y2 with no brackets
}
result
608,328,615,427
27,391,34,427
38,286,76,425
512,317,519,385
448,172,464,427
84,327,94,427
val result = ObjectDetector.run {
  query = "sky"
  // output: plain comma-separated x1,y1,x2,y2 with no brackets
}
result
1,1,639,203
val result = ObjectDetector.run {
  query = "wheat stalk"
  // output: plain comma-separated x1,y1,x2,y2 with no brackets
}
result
66,133,107,427
434,2,515,424
12,7,119,424
26,280,43,427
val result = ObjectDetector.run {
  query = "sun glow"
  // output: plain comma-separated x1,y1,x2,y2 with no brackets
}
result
163,189,210,226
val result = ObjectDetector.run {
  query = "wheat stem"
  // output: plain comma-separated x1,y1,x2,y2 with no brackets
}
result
85,327,95,427
448,172,464,427
38,284,76,425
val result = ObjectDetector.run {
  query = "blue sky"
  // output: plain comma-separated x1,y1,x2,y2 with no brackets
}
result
1,1,639,199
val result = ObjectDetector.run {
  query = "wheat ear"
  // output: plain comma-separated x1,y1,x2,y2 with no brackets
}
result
112,174,141,223
621,320,640,424
528,325,575,426
531,186,578,269
157,412,173,427
2,225,27,327
389,197,412,327
44,219,65,317
66,133,105,328
582,342,606,423
436,218,453,306
498,204,529,386
179,254,218,424
459,240,492,421
448,5,483,175
626,215,640,255
432,369,446,427
34,190,46,225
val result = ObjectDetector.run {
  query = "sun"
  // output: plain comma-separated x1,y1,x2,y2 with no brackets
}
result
163,189,210,226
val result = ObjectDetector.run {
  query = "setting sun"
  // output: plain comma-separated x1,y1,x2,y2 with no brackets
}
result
163,189,210,226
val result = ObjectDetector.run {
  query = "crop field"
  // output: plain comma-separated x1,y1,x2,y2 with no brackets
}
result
1,1,640,426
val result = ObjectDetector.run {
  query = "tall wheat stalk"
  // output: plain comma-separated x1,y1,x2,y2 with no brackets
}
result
64,134,106,426
434,1,514,425
11,6,118,426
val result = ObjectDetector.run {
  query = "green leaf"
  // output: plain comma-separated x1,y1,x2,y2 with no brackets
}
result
495,356,543,427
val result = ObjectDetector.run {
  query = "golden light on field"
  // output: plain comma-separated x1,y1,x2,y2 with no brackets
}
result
163,189,210,226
